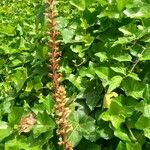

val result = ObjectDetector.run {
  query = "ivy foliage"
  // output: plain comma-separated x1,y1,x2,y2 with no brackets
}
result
1,0,150,149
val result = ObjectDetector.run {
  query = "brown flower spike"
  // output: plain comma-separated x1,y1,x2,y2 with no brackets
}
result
46,0,73,150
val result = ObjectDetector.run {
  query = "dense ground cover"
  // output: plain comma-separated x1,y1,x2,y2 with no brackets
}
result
1,0,150,149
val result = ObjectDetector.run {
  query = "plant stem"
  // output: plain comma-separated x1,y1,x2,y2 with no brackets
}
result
46,0,73,149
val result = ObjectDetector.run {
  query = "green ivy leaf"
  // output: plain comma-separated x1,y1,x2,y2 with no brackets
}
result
97,120,114,139
117,141,142,150
70,0,86,11
110,66,127,75
68,74,83,90
135,115,150,129
114,127,131,142
83,80,102,110
0,122,13,142
5,137,42,150
111,49,132,62
68,112,96,146
8,107,24,126
124,6,150,18
33,76,43,91
68,130,82,147
83,34,94,46
38,95,54,114
12,68,27,92
95,67,110,87
70,0,94,11
143,84,150,104
144,128,150,139
108,76,123,93
126,142,142,150
143,105,150,118
95,52,108,62
61,28,75,43
100,98,126,128
121,78,145,99
0,24,15,36
140,47,150,61
33,124,53,138
37,111,55,127
116,141,126,150
116,0,126,11
32,111,55,138
127,73,140,81
77,139,100,150
57,17,69,29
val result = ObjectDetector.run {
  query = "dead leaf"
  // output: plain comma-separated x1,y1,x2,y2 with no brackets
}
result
103,92,118,109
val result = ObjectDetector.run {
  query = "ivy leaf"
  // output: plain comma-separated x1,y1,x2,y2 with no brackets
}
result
33,111,55,138
103,92,118,109
100,98,126,128
70,0,86,11
121,78,145,99
36,111,55,127
33,76,43,91
143,84,150,104
135,115,150,129
112,37,129,46
8,107,24,126
5,137,42,150
68,112,96,146
77,139,100,150
57,17,69,29
140,47,150,61
0,24,15,36
95,67,110,87
68,129,82,147
97,120,114,139
143,105,150,118
127,73,140,81
68,74,83,90
83,80,102,110
61,28,75,43
108,76,123,93
38,95,54,114
70,0,94,11
95,52,108,62
116,141,126,150
33,124,53,138
111,49,132,62
124,6,150,18
110,66,127,75
116,0,126,11
114,126,131,142
0,122,13,142
143,128,150,139
83,34,94,46
12,68,27,92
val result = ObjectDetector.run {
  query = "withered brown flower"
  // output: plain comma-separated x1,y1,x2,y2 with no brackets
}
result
17,113,36,134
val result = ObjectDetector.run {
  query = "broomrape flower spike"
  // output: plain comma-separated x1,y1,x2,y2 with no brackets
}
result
46,0,73,150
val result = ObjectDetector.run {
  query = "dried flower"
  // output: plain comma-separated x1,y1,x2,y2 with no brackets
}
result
17,113,36,134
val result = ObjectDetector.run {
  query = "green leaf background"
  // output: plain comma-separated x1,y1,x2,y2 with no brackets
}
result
1,0,150,149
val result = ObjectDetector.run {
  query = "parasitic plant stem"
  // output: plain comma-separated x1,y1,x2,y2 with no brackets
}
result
46,0,73,149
